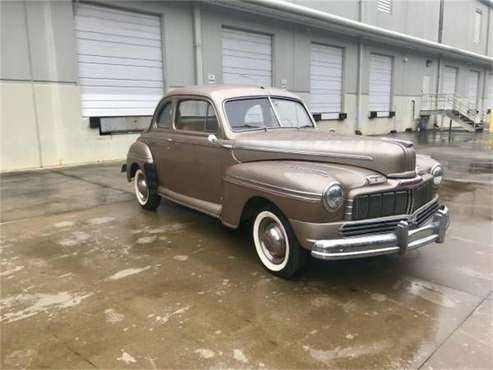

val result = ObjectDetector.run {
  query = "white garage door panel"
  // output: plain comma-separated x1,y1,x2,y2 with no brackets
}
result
78,55,163,68
81,86,164,96
222,28,272,86
440,66,457,95
75,3,164,117
79,78,163,88
76,31,161,48
76,18,161,40
487,74,493,110
369,54,392,113
222,55,271,72
78,63,162,81
76,39,162,61
82,108,156,117
75,5,161,34
310,44,343,117
466,71,480,109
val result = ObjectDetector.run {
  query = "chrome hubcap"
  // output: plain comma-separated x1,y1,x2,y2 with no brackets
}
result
259,218,286,264
135,170,149,203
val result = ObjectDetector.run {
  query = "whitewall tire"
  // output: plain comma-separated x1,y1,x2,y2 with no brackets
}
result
134,167,160,210
252,206,307,278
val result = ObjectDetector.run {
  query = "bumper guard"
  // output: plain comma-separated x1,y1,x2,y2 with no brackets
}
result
311,206,449,260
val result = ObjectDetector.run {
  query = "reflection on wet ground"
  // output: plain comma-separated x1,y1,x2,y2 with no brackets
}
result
1,131,492,369
389,131,493,184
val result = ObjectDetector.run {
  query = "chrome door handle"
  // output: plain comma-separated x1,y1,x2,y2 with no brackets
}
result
167,138,174,142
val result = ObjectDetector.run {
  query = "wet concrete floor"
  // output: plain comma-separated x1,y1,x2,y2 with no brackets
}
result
1,131,492,369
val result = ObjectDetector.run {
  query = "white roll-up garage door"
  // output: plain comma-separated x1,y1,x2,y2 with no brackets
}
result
222,28,272,87
440,66,458,109
486,73,493,111
440,66,457,95
310,44,343,120
466,71,480,110
368,54,392,115
75,3,164,117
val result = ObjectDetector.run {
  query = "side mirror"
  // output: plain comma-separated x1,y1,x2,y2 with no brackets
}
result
208,134,219,145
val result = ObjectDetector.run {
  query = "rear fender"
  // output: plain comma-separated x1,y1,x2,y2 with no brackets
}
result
126,141,154,182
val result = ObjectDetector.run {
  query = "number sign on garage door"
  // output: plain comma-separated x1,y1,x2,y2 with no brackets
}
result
222,28,272,87
368,54,393,115
466,70,480,110
75,3,164,117
310,44,343,120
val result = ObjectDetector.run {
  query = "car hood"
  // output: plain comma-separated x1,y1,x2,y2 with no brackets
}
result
232,130,416,177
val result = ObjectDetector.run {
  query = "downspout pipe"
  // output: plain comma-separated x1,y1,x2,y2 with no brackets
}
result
193,3,203,85
236,0,493,65
481,6,491,116
355,39,363,134
355,0,363,134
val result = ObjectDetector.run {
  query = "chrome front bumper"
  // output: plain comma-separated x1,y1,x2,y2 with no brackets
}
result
311,206,450,260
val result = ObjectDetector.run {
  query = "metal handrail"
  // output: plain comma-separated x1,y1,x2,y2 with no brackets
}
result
420,94,483,124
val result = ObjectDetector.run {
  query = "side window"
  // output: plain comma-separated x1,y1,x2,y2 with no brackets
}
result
157,102,173,129
175,99,218,133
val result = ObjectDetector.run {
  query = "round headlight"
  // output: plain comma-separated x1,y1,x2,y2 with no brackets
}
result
431,164,443,185
323,183,344,211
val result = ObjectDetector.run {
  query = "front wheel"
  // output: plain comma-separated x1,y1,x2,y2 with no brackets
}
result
134,168,160,210
252,206,307,278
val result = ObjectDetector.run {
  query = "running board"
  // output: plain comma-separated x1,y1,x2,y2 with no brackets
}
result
158,187,222,218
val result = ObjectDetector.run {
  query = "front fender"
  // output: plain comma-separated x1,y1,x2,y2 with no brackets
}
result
416,154,439,175
221,161,368,228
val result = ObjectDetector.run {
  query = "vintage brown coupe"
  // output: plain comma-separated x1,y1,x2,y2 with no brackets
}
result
124,85,449,277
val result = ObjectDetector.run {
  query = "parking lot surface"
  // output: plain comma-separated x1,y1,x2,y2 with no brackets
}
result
1,131,492,369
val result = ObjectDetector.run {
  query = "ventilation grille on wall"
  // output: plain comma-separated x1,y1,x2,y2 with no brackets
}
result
377,0,392,14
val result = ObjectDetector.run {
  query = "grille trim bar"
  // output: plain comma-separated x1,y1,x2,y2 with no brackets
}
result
341,196,439,237
351,180,435,221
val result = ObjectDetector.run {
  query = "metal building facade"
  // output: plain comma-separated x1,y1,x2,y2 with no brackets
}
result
1,0,492,172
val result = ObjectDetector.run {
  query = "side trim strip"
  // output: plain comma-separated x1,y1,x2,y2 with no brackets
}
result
158,187,222,218
224,175,321,202
233,146,373,161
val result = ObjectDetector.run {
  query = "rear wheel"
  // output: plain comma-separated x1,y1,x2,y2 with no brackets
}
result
134,168,160,210
252,206,307,278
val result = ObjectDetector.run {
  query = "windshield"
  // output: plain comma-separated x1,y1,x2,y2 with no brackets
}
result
225,97,314,132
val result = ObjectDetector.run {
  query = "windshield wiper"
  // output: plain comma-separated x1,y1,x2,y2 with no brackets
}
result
297,125,313,129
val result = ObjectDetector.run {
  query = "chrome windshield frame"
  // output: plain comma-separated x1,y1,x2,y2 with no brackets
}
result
223,95,316,132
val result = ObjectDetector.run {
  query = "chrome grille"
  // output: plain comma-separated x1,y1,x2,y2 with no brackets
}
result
412,180,435,211
351,180,435,220
351,190,410,220
415,199,439,226
341,198,439,237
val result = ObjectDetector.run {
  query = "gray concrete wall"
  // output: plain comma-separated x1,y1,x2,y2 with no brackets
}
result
442,0,490,55
290,0,360,20
0,0,77,82
363,0,440,42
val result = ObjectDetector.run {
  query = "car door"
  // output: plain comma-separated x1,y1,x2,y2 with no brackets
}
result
144,99,175,190
166,98,224,206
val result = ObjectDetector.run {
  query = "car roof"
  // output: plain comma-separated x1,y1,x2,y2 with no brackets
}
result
166,84,301,102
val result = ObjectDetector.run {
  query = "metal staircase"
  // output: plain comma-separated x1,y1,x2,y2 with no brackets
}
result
420,94,484,132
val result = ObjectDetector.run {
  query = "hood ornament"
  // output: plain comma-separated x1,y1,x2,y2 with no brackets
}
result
366,175,387,185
